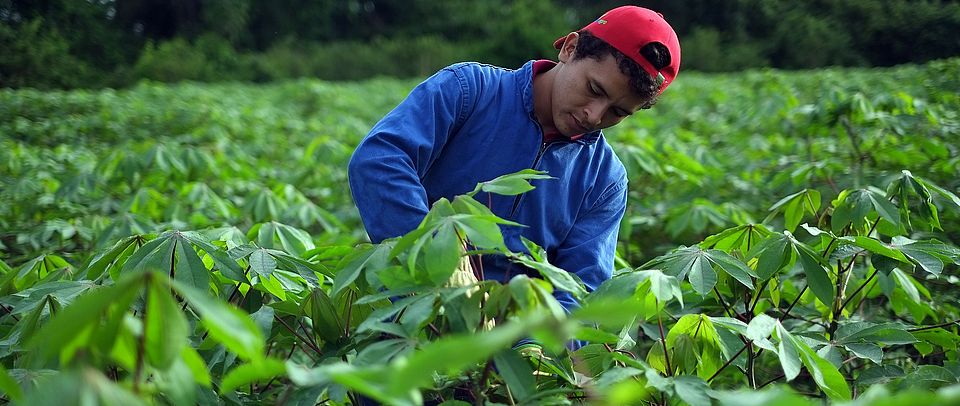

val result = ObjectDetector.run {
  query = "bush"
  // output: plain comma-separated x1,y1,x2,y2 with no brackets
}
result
250,35,474,82
0,19,96,89
133,34,254,83
680,27,769,72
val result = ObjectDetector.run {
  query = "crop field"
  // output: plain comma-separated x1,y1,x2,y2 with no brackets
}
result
0,59,959,405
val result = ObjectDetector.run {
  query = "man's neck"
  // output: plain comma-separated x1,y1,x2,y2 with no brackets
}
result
532,61,558,136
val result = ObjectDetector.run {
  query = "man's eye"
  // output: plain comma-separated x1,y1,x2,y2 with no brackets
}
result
589,84,600,95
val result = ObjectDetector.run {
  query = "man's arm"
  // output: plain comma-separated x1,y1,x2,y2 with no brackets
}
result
348,68,470,243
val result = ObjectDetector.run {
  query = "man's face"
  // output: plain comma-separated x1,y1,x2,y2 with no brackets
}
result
550,35,646,138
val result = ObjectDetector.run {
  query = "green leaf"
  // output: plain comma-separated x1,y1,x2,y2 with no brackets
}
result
469,169,553,196
780,323,851,400
688,254,718,296
857,365,905,386
510,253,587,300
892,268,922,303
844,343,883,364
172,279,265,361
28,273,143,362
183,232,246,281
306,288,344,344
0,365,22,402
775,324,802,381
220,358,287,394
388,315,533,394
249,249,277,278
700,224,772,254
493,349,536,401
84,235,141,280
332,243,391,297
673,375,712,406
750,234,791,280
835,322,917,345
842,236,911,264
767,189,821,233
175,239,210,290
649,269,684,307
705,250,756,289
422,222,461,285
867,190,901,228
795,244,834,305
831,189,873,232
145,277,189,370
746,314,777,342
574,297,646,327
181,346,212,387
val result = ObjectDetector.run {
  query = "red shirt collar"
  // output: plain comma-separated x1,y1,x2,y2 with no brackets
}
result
531,60,583,142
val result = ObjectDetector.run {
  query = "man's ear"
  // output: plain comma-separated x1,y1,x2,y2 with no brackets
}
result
558,32,579,63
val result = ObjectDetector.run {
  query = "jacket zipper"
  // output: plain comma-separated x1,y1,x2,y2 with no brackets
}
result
508,141,552,218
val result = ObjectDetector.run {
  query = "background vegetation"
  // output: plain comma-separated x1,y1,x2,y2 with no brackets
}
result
2,0,960,89
1,55,958,403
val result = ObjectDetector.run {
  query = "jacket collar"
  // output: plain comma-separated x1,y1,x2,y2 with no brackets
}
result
516,60,602,145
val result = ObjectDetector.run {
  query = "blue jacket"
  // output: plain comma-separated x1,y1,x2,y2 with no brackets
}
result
348,60,628,313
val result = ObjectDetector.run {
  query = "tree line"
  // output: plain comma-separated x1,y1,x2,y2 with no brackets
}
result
1,0,958,89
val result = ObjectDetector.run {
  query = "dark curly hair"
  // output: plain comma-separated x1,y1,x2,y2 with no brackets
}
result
572,30,671,109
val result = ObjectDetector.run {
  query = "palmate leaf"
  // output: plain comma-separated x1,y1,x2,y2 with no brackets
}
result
745,232,833,304
642,246,756,296
391,197,518,289
887,170,960,231
831,188,900,233
889,236,960,276
248,221,316,257
120,230,244,285
700,223,773,255
765,189,822,233
83,235,146,280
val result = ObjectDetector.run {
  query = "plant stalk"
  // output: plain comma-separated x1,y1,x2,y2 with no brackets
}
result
656,299,672,376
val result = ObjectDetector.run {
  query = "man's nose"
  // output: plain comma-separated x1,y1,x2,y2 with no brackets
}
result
585,102,604,128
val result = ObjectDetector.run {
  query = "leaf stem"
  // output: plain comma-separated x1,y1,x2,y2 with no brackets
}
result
275,315,324,356
839,268,878,311
707,344,748,382
134,273,152,394
779,285,807,321
749,279,770,315
656,299,672,376
757,373,786,389
714,287,736,319
908,318,960,332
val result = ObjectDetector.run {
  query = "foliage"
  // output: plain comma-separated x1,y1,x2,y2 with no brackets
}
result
0,59,959,404
3,0,960,88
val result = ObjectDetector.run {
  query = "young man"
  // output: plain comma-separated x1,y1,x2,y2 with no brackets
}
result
348,6,680,315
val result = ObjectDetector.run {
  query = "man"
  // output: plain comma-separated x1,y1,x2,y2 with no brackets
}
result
348,6,680,317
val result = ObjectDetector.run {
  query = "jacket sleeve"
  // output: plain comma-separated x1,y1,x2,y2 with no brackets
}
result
551,179,628,313
347,68,471,243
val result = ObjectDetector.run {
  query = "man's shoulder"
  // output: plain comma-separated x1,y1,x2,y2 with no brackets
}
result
435,61,528,87
441,61,514,75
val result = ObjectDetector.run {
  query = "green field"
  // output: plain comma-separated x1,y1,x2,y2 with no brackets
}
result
1,59,959,404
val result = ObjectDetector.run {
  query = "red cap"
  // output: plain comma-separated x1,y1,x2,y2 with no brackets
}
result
554,6,681,94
